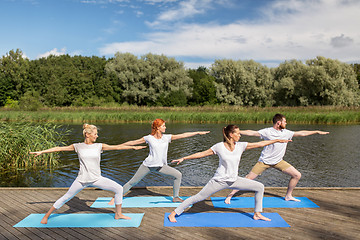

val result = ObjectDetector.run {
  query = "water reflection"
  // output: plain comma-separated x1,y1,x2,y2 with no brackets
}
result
2,123,359,187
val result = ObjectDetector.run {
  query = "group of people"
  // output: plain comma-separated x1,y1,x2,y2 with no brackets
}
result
30,114,329,224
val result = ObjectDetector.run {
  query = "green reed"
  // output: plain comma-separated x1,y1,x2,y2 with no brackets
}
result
0,106,359,124
0,122,69,172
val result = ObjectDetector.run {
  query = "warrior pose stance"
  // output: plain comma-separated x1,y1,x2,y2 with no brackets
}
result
108,118,210,205
168,124,291,223
225,113,329,204
30,124,146,224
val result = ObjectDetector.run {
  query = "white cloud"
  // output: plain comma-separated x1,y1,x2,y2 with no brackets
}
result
99,0,360,66
37,48,67,59
146,0,211,27
135,10,144,17
331,34,354,48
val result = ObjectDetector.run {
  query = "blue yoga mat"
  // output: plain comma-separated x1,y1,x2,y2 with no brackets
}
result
91,196,189,208
211,197,319,208
164,212,290,227
14,213,144,228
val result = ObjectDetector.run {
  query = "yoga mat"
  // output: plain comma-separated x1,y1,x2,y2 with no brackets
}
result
164,212,290,227
14,213,144,228
211,197,319,208
91,196,189,208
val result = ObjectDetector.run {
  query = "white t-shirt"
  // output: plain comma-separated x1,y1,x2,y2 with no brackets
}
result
142,134,172,167
210,142,248,182
258,127,294,165
73,142,103,183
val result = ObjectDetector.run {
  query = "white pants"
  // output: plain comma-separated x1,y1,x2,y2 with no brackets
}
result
123,163,182,198
53,176,123,209
174,177,264,215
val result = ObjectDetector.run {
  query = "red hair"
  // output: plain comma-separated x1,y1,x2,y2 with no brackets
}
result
151,118,165,135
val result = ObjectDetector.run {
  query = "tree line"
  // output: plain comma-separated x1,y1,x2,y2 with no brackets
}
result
0,49,359,110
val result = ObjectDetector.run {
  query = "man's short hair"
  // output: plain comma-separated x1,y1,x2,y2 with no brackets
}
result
273,113,285,124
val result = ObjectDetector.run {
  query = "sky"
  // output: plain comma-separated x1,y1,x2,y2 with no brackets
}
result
1,0,360,69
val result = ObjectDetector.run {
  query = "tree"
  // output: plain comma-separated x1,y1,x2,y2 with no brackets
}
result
105,52,193,106
272,60,304,106
0,49,30,106
273,57,360,106
351,63,360,88
211,59,274,106
18,90,43,111
188,67,217,105
305,56,359,106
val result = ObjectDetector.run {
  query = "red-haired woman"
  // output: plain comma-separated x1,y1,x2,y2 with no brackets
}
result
109,118,209,205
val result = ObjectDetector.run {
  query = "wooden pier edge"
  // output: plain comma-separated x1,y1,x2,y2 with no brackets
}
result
0,186,359,240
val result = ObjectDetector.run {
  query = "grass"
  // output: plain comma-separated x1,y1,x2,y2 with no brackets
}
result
0,106,359,124
0,122,69,173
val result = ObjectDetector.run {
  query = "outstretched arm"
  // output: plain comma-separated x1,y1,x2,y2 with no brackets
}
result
29,145,75,157
171,131,210,141
120,137,146,146
293,130,329,137
246,139,292,150
239,130,260,137
171,148,214,165
102,144,147,151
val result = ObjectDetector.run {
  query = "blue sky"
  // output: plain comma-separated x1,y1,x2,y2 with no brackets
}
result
1,0,359,68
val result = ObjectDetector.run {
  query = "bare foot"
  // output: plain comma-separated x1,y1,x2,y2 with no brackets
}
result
253,213,271,221
168,211,177,223
224,196,232,204
285,196,301,202
40,216,48,224
172,197,183,203
115,214,131,220
108,197,115,205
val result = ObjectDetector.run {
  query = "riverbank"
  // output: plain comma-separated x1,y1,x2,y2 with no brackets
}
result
1,187,359,240
1,106,359,124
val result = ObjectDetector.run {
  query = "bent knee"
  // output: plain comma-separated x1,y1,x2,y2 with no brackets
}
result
113,185,123,194
173,171,182,180
256,182,265,192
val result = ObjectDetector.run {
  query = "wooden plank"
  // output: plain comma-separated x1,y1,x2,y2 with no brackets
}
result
0,187,359,240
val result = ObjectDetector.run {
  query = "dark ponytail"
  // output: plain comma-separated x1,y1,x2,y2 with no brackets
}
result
223,125,239,144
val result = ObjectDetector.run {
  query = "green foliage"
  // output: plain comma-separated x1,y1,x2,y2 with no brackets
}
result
0,122,68,172
351,63,360,87
1,106,358,124
105,52,192,105
19,90,43,111
27,54,112,107
188,67,217,105
211,59,274,106
3,96,19,109
0,49,29,106
0,49,359,108
273,57,360,106
157,90,188,106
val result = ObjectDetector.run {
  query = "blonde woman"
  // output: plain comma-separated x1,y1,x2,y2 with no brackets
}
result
168,125,292,223
108,118,210,205
30,124,146,224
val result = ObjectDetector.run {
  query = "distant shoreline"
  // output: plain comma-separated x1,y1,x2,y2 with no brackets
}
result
1,106,359,124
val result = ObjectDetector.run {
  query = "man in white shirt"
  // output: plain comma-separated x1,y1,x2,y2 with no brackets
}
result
225,113,329,203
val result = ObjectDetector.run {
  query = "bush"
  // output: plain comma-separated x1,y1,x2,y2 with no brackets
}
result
0,122,69,172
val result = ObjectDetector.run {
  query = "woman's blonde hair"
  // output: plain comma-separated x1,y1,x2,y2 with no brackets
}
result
83,123,97,137
151,118,165,135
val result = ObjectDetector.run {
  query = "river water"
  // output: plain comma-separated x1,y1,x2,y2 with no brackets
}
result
3,123,360,188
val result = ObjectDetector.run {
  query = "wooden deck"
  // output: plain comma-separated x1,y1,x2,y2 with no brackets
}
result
0,187,359,240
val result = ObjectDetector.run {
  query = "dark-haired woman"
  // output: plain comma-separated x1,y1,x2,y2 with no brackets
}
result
168,125,291,223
